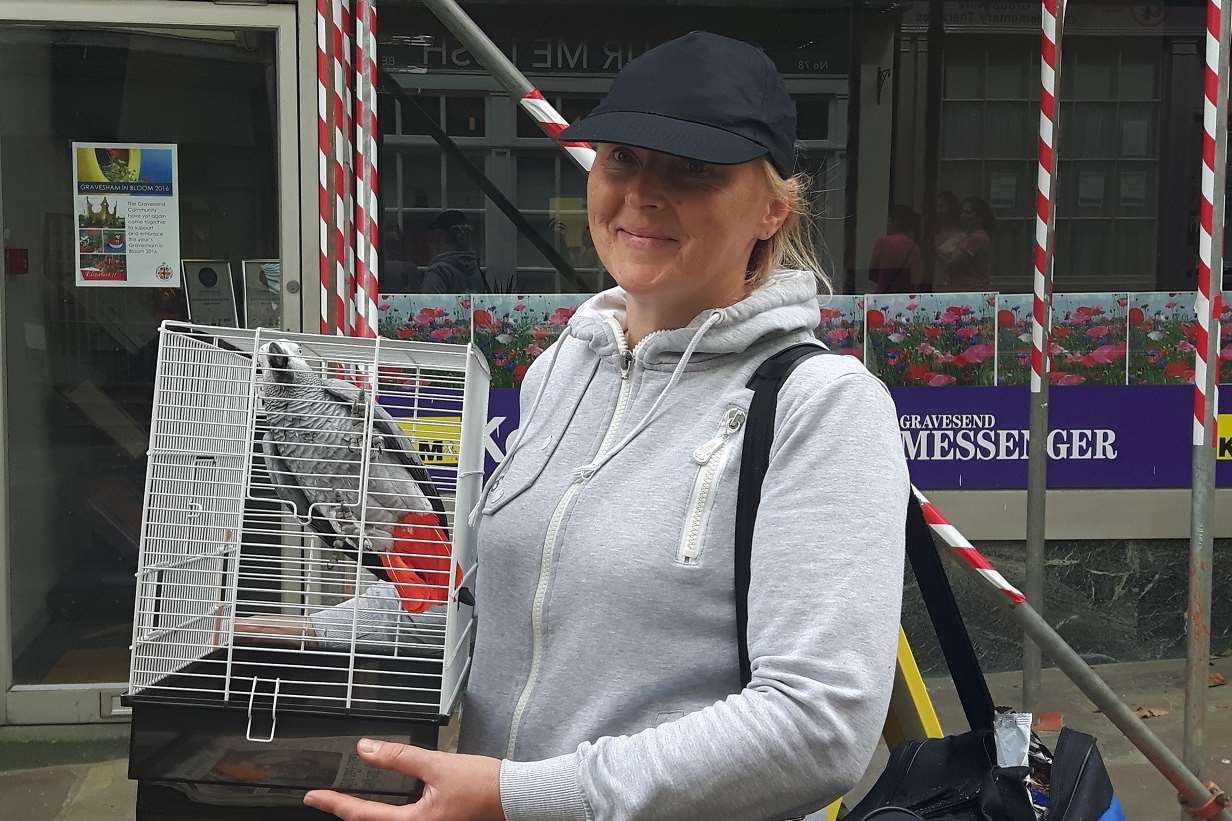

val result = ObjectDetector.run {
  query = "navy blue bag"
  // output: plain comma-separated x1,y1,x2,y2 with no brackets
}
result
739,344,1126,821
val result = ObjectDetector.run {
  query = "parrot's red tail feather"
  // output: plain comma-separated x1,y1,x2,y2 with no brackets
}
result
381,511,461,615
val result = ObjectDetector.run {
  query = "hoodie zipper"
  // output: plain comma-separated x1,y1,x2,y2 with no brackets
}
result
677,407,746,565
504,318,636,758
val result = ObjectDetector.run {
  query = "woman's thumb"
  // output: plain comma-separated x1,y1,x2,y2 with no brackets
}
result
357,738,433,776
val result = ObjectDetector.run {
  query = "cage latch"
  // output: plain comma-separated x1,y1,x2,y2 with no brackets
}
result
245,676,282,743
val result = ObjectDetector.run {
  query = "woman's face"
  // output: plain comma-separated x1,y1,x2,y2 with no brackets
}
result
935,195,954,221
587,144,788,306
959,201,978,230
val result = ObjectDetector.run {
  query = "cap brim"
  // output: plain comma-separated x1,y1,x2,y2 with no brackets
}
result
559,110,769,166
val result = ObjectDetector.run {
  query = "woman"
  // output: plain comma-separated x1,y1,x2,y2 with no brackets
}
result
946,197,996,293
305,32,908,821
870,205,926,293
928,191,963,292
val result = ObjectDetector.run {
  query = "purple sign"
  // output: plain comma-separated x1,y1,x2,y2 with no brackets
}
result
478,386,1232,490
891,385,1231,489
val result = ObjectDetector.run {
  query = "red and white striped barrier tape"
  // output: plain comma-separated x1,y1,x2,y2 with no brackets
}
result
356,0,379,338
329,0,349,337
914,487,1027,606
316,0,331,335
1031,0,1060,394
1195,0,1224,446
519,89,597,171
340,0,357,337
318,0,379,340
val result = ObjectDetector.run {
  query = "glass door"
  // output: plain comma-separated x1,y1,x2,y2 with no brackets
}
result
0,0,301,724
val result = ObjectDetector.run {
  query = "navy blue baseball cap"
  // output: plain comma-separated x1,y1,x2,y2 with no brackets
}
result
559,31,798,178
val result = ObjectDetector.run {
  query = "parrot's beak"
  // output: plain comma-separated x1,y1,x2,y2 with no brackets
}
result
266,342,289,373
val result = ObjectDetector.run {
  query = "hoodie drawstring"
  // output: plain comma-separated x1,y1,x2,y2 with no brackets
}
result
575,309,724,480
467,308,724,526
467,327,574,527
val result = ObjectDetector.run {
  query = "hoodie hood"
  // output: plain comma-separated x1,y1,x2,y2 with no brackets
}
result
566,268,822,363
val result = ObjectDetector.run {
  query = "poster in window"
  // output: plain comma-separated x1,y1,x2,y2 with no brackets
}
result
1077,170,1106,209
183,260,239,327
241,259,282,330
988,172,1017,211
72,142,180,287
1119,171,1148,208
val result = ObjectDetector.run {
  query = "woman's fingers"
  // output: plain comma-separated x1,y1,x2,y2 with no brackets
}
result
302,742,431,820
304,789,415,821
356,739,435,779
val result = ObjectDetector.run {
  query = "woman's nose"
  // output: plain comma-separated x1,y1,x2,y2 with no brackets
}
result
625,169,666,209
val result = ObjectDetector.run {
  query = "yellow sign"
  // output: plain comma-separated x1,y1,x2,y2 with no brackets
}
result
397,416,461,466
1219,414,1232,461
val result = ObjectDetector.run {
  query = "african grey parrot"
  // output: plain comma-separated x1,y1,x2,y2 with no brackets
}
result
255,339,464,614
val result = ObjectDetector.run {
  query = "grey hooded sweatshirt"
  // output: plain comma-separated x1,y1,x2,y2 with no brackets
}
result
437,268,909,821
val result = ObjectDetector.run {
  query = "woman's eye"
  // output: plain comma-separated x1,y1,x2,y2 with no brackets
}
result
684,159,709,175
609,147,635,164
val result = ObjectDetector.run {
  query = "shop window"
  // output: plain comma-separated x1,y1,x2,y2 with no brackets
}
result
444,95,485,137
399,149,441,209
398,93,442,136
938,36,1162,291
382,146,488,293
796,97,831,141
514,149,599,292
444,150,485,209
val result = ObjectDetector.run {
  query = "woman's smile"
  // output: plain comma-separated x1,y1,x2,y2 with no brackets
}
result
616,226,678,250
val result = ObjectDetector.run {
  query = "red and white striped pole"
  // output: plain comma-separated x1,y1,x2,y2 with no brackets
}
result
1195,0,1227,450
1030,0,1060,396
1023,0,1065,712
1184,0,1231,800
316,0,331,335
354,0,379,339
519,89,597,172
328,0,349,337
340,0,358,337
418,0,594,173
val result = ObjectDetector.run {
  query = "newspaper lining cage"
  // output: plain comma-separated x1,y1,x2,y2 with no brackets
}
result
124,322,488,805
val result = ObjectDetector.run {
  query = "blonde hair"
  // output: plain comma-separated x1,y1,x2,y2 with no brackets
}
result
746,160,832,295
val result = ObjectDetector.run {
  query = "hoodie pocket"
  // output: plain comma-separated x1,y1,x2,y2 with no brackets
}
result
481,428,560,516
676,407,746,566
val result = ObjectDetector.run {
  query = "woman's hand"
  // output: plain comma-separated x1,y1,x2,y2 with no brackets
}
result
305,739,505,821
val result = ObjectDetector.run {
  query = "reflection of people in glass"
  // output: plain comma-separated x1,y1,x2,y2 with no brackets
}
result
869,205,925,293
378,222,419,294
421,210,488,293
941,197,996,292
549,213,601,270
928,190,963,291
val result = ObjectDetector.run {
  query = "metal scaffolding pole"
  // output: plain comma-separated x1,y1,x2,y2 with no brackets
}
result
1183,0,1231,814
418,0,596,173
1023,0,1065,712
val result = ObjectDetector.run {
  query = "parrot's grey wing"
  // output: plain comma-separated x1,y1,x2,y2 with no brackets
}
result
259,429,350,546
368,400,447,518
319,378,445,516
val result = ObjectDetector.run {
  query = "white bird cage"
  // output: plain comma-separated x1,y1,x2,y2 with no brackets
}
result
124,321,488,808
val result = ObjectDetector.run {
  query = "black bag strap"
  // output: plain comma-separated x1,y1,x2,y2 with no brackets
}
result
736,343,995,733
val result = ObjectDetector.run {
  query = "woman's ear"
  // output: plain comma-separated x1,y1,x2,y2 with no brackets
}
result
760,195,791,241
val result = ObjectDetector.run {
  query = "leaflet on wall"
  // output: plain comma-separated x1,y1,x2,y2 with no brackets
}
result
72,142,180,287
241,259,282,330
988,173,1017,211
183,260,239,328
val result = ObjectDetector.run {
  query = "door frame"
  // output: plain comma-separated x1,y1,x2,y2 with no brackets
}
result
0,0,303,725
